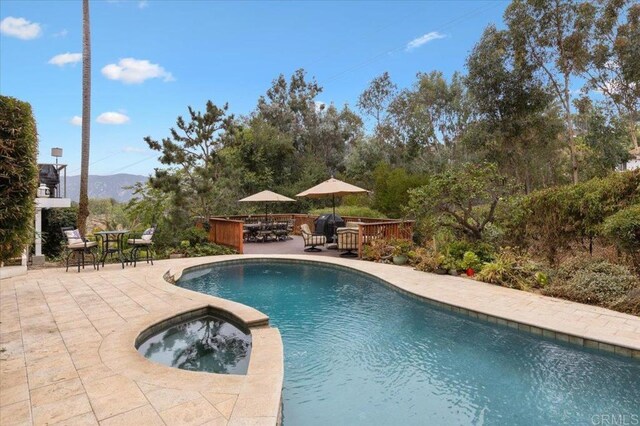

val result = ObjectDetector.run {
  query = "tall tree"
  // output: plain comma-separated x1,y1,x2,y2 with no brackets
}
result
77,0,91,234
256,69,363,177
573,96,631,179
145,101,235,219
357,72,397,127
408,163,512,241
385,71,472,169
256,68,322,152
465,25,564,192
505,0,592,184
309,103,363,174
583,0,640,150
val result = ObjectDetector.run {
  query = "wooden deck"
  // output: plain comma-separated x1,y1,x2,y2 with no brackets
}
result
242,235,346,258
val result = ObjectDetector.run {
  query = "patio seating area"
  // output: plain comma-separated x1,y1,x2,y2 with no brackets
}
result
208,214,415,257
61,226,157,272
242,219,294,243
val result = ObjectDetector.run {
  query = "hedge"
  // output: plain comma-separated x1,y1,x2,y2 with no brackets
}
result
0,96,39,263
602,203,640,266
511,170,640,264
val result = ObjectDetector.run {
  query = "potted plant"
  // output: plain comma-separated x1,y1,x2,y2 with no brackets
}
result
392,239,413,265
460,251,482,277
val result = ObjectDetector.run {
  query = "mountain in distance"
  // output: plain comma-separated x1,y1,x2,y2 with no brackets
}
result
66,174,148,203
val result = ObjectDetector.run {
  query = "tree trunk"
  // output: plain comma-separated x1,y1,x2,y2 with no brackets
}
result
630,118,638,150
77,0,91,234
564,75,578,184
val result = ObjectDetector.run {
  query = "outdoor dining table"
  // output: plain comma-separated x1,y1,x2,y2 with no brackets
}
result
95,230,129,269
243,222,290,242
243,223,260,242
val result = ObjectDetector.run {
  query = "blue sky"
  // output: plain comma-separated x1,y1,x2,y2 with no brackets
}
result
1,0,507,176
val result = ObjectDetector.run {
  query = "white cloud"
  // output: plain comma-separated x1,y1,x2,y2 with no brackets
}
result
49,52,82,67
70,116,82,126
138,0,149,9
122,146,145,153
405,31,446,52
101,58,173,84
0,17,42,40
53,29,68,38
96,112,130,124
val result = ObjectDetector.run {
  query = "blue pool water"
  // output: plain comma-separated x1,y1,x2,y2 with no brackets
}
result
137,316,251,374
178,260,640,425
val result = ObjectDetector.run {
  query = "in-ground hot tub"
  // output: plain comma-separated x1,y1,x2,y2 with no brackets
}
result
136,306,252,375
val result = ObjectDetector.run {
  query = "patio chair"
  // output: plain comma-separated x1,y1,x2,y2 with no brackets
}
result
256,223,274,242
300,223,326,252
337,226,359,257
127,226,156,267
61,226,99,272
273,222,289,241
286,219,295,239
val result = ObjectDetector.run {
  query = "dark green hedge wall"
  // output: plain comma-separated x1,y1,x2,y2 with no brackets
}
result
0,96,39,263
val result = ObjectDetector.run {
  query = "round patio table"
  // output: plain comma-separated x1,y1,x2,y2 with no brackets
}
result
95,230,129,269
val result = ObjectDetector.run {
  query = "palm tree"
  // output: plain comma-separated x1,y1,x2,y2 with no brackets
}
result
77,0,91,234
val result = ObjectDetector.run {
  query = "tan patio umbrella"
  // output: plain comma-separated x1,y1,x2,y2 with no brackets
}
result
296,177,370,240
238,190,295,221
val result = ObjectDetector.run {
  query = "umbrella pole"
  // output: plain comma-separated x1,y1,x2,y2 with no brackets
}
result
332,194,337,244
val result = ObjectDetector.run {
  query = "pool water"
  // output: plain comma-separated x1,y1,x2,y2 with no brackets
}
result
137,316,251,374
178,260,640,425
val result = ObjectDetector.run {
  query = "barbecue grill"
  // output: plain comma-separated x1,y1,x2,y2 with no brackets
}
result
314,213,345,242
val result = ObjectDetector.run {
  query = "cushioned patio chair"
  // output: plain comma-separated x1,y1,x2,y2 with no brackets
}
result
127,226,156,267
61,227,99,272
300,223,326,252
337,226,359,257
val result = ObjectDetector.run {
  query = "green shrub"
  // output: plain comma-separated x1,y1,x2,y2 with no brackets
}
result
460,251,482,271
371,164,428,218
310,206,384,219
362,239,394,262
611,287,640,316
409,247,441,271
183,243,235,257
442,240,495,264
514,170,640,264
41,207,78,259
388,238,414,257
476,259,510,285
476,248,546,290
157,242,236,259
545,258,639,309
408,163,512,241
0,96,39,263
180,227,209,246
602,204,640,266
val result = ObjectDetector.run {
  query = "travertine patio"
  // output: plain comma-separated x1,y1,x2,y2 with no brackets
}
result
1,254,639,425
0,257,284,426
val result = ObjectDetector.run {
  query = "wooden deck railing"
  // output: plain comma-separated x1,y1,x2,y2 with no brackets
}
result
208,218,244,254
356,221,414,258
210,214,414,258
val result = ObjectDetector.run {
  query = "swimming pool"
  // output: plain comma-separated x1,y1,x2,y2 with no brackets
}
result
178,260,640,425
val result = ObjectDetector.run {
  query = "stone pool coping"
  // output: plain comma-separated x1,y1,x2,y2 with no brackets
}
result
170,255,640,359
